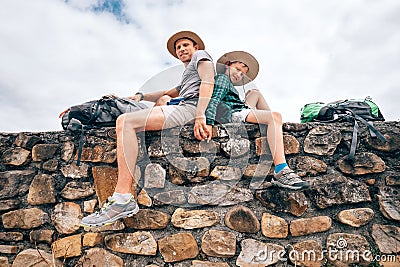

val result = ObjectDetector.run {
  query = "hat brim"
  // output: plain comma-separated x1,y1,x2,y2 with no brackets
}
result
167,31,205,58
216,51,259,85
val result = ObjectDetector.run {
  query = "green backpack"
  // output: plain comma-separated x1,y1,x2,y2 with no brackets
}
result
299,97,386,162
300,97,384,123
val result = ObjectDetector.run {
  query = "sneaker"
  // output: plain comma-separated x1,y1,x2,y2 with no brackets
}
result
80,196,139,227
271,167,310,190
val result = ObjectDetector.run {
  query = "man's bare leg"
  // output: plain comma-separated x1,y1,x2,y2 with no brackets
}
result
114,107,167,193
80,106,167,227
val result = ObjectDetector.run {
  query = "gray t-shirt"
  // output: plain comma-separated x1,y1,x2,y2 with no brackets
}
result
176,50,213,99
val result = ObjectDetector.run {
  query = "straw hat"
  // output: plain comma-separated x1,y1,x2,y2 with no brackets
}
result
216,51,259,85
167,31,205,58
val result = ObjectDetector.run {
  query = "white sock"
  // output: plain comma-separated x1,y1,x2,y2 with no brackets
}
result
112,192,132,204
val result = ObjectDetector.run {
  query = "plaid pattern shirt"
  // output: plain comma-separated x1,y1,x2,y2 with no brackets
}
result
205,74,247,125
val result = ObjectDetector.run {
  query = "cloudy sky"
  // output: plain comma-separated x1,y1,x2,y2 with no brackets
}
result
1,0,399,133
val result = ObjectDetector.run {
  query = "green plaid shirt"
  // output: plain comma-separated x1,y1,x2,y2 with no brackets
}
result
205,74,247,125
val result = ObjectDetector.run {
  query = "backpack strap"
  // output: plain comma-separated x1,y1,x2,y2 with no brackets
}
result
348,120,359,162
87,100,102,125
76,126,85,166
344,108,387,162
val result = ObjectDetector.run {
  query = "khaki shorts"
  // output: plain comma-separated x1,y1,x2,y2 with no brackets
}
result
159,101,197,129
232,108,253,123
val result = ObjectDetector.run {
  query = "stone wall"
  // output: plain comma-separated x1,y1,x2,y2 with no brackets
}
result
0,121,399,267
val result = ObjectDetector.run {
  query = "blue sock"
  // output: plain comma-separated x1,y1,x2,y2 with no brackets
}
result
275,163,288,173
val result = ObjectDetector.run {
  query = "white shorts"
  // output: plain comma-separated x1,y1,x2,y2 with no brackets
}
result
232,108,253,123
159,101,197,129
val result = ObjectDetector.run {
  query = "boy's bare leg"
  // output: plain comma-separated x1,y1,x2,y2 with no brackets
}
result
245,89,271,110
245,109,309,190
246,110,284,165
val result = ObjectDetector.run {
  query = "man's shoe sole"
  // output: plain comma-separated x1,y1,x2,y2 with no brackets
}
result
271,179,310,190
80,205,139,228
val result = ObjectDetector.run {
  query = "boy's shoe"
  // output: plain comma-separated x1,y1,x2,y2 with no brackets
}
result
80,196,139,227
271,167,310,190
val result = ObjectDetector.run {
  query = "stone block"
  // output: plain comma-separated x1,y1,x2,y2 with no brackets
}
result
236,239,284,266
2,147,30,166
2,208,48,229
158,232,198,262
0,245,19,254
290,216,332,236
261,213,288,238
52,202,82,234
337,208,374,227
256,188,309,217
32,144,58,161
61,181,95,200
0,232,23,242
61,162,89,178
337,152,385,175
201,230,236,257
303,126,341,155
14,133,42,149
377,186,400,221
124,209,170,230
169,157,210,185
221,138,250,158
29,230,54,244
52,234,82,258
105,232,157,255
372,224,400,254
12,249,62,267
224,205,260,233
308,173,371,209
288,156,327,177
27,174,56,205
76,248,123,267
171,208,220,229
144,163,166,188
0,170,36,200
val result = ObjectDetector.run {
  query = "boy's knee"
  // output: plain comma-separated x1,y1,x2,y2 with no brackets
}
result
272,111,282,125
246,89,260,97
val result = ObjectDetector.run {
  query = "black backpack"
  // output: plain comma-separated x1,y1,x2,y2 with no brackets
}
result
60,96,147,165
300,97,387,162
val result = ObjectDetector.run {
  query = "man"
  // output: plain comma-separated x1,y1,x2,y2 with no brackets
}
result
205,51,309,190
81,31,215,227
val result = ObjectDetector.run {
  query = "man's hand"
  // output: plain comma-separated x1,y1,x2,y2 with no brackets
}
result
193,116,211,141
128,94,142,102
102,94,118,99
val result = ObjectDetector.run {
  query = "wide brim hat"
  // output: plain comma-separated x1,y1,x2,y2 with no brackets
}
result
216,51,259,85
167,31,205,58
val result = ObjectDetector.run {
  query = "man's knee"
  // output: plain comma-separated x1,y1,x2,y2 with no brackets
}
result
116,114,126,133
155,95,172,106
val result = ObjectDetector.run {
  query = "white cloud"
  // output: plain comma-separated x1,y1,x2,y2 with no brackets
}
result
0,0,399,132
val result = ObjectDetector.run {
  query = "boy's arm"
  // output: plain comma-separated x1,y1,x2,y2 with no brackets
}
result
205,75,229,126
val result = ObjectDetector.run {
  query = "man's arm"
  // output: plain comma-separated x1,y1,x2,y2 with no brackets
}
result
194,60,215,141
129,88,179,103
